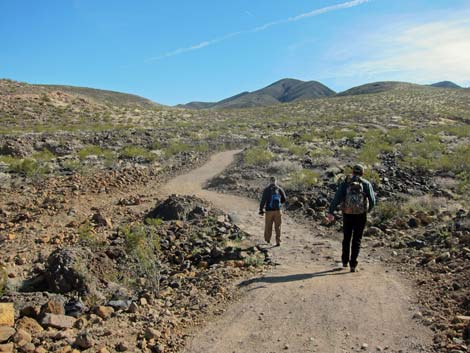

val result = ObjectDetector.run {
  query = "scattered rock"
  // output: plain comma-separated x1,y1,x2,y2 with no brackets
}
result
74,332,94,350
41,314,76,329
95,306,114,320
0,326,15,343
0,304,14,327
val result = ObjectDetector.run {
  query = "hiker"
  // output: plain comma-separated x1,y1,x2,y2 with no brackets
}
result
327,164,376,272
259,176,286,246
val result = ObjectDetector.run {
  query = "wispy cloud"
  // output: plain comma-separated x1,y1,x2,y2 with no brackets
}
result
147,0,372,62
327,15,470,86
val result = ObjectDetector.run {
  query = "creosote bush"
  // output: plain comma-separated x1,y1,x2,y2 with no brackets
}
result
120,145,156,162
267,160,302,175
288,169,319,190
78,145,114,160
120,224,161,292
374,200,405,225
244,147,274,166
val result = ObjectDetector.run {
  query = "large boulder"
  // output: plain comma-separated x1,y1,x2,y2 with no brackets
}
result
147,195,208,221
44,248,89,294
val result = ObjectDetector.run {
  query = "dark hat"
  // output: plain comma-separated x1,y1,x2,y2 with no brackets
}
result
352,164,364,175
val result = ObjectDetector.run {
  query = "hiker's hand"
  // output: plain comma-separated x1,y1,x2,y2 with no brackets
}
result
259,210,265,216
327,213,335,223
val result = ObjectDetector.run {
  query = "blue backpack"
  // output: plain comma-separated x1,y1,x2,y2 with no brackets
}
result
269,188,282,209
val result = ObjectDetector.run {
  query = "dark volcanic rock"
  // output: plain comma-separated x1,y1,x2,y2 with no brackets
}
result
147,194,206,221
44,248,91,294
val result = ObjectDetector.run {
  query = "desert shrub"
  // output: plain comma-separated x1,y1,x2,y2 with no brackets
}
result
194,143,210,153
457,171,470,199
288,144,308,157
443,124,470,138
120,145,155,162
270,135,292,148
358,130,393,165
77,221,102,248
384,128,414,144
78,145,114,160
267,160,302,174
243,255,264,267
256,138,269,148
374,201,405,224
120,224,161,292
164,142,191,157
448,145,470,173
244,147,274,166
32,149,55,161
10,158,47,177
288,169,319,190
400,134,444,170
404,195,448,213
62,159,83,173
329,129,357,140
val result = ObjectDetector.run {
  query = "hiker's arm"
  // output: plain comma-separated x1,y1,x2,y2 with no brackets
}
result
365,182,376,212
259,189,267,212
279,187,287,204
328,183,345,214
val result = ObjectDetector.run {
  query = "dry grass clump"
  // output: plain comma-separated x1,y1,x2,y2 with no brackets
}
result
267,160,302,175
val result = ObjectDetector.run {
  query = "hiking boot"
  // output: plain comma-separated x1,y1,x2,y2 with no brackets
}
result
350,266,357,273
342,262,348,268
275,242,281,247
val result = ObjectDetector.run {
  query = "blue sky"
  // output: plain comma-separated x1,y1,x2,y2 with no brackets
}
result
1,0,470,105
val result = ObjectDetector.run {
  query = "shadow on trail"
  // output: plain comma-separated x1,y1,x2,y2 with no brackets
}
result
238,268,348,288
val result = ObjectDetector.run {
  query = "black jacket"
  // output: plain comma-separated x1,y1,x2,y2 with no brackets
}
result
260,184,286,212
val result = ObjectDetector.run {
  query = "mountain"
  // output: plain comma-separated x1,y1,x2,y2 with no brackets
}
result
337,81,423,97
430,81,462,89
0,79,161,108
178,78,336,109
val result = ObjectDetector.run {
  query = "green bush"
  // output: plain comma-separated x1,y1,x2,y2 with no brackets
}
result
11,158,47,177
288,169,319,190
32,149,55,161
244,147,274,166
78,145,114,160
374,201,404,224
120,145,155,161
164,142,191,157
120,224,161,292
270,135,292,148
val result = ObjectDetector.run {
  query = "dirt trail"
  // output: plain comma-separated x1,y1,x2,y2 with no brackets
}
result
160,150,432,353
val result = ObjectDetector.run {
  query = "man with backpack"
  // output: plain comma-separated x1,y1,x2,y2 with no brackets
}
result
259,176,287,246
327,164,376,272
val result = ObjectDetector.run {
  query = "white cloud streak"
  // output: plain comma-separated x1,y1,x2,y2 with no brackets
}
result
328,16,470,86
147,0,372,62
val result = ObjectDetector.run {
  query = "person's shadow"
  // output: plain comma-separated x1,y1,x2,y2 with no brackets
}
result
238,268,348,288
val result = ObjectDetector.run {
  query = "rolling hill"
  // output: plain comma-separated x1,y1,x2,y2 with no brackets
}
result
430,81,462,89
0,79,161,108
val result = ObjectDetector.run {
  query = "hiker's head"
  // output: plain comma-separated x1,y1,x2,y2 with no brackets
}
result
352,164,364,176
270,176,277,185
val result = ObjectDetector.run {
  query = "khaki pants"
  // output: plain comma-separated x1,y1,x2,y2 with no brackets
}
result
264,210,282,244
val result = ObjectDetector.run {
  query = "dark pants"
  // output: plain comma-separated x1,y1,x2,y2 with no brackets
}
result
342,213,367,268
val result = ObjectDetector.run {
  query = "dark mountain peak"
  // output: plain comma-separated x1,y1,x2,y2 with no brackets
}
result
178,78,335,109
430,81,462,89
